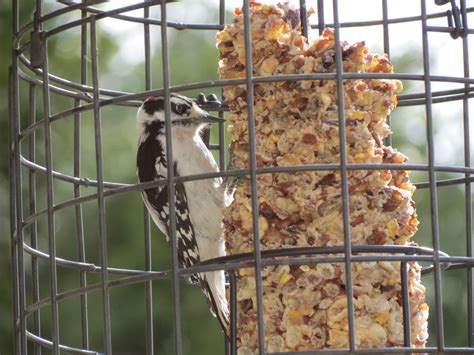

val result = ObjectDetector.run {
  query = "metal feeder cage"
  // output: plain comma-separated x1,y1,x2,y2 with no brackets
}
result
8,0,474,354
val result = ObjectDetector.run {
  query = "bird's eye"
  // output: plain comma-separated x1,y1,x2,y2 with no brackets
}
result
176,105,184,114
174,104,189,116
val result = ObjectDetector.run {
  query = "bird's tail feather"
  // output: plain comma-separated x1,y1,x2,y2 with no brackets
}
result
199,270,230,336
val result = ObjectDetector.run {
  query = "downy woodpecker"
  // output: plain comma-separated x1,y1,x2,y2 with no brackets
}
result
136,94,230,334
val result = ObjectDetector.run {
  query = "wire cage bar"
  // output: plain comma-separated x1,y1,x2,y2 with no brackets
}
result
8,0,474,354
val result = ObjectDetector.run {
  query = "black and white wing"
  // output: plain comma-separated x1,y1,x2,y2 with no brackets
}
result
137,127,229,334
137,133,199,273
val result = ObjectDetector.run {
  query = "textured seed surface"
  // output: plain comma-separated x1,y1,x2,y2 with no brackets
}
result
218,3,428,353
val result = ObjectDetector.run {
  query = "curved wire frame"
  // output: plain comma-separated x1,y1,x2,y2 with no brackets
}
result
9,0,474,354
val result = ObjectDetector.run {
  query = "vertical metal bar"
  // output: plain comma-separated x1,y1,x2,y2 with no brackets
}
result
143,6,154,355
219,0,226,33
28,83,42,355
9,69,21,355
218,106,226,171
10,1,21,352
382,0,390,58
420,0,445,350
90,16,113,354
75,1,90,349
460,0,468,38
74,97,90,350
11,6,28,354
382,0,392,147
460,0,473,345
299,0,308,38
242,1,266,353
219,1,228,351
32,2,58,353
332,0,356,351
143,206,154,355
28,5,46,353
42,33,61,355
160,3,183,354
317,0,325,35
219,0,226,171
35,0,43,19
144,4,152,91
219,4,230,354
400,261,412,347
229,271,237,355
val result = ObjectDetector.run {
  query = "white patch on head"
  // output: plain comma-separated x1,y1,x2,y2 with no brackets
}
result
170,95,192,107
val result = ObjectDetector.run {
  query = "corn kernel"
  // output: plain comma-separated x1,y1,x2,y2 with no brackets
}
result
379,261,396,273
239,267,256,276
277,273,293,287
351,111,366,120
387,219,399,238
260,57,279,76
387,277,397,286
375,312,390,325
269,134,279,142
259,216,269,236
216,30,231,44
265,23,285,41
299,265,310,272
320,93,331,106
288,309,304,325
354,153,366,163
355,183,368,193
395,236,408,245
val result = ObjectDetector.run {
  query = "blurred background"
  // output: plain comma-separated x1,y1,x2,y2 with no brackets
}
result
1,0,474,354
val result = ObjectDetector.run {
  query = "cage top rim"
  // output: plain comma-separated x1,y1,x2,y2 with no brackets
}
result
14,0,474,50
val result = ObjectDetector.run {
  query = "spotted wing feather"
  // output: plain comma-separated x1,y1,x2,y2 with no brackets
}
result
137,127,199,280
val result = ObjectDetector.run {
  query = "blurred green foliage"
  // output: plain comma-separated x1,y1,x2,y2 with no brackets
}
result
1,1,472,354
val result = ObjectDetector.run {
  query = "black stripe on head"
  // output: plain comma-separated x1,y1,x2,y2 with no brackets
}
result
143,94,194,117
171,93,193,106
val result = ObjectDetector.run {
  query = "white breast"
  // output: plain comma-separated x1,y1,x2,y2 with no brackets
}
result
166,126,226,261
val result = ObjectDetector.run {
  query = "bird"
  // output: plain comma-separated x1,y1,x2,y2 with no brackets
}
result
136,93,230,334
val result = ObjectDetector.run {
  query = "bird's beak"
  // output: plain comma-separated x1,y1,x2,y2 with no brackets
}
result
199,114,225,124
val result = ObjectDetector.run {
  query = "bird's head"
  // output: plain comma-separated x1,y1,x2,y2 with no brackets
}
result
137,94,224,133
